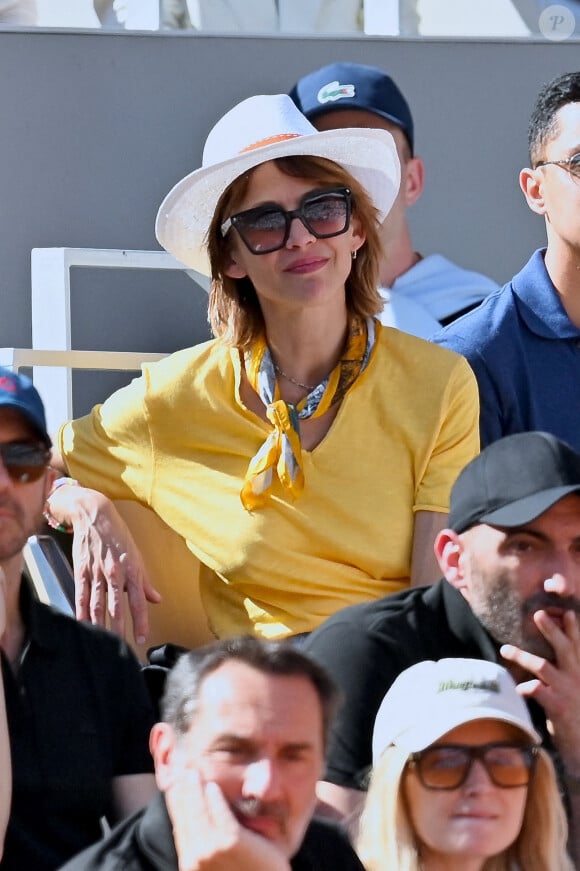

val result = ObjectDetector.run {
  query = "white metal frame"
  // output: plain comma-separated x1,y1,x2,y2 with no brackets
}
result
0,346,167,434
23,247,208,432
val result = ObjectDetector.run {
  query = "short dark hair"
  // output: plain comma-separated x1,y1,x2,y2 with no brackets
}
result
161,635,341,747
528,71,580,165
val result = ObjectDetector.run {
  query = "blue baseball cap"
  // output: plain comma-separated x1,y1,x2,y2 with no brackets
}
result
0,368,51,446
289,62,414,153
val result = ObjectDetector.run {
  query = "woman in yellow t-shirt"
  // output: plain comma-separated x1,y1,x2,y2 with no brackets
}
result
47,93,479,643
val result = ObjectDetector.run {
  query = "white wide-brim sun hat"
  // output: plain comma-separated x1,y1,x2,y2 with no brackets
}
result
155,93,400,276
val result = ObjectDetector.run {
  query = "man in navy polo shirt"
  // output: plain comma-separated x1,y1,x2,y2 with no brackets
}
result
434,71,580,449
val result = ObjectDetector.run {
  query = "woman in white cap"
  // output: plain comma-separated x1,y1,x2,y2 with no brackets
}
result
47,93,478,643
358,658,572,871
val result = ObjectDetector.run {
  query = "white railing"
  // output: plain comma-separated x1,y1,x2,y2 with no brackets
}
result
0,347,167,435
7,246,209,432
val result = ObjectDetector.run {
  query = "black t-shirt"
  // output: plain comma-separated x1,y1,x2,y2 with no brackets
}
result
1,580,155,871
302,579,550,790
59,791,366,871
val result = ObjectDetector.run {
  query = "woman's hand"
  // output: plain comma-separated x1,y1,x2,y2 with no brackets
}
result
47,483,161,643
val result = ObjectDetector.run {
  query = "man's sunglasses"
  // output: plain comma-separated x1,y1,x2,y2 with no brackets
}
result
407,741,539,790
220,186,352,255
0,441,50,484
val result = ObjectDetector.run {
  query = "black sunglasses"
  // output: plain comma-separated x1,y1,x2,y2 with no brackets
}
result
0,441,50,484
407,741,539,790
220,186,352,255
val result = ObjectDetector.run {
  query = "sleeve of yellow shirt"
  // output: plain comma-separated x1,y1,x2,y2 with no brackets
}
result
58,365,154,505
413,353,480,514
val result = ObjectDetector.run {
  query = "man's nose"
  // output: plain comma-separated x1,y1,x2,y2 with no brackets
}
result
242,757,283,800
544,560,580,597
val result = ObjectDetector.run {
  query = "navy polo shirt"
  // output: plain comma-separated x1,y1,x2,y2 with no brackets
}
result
1,580,155,871
432,249,580,448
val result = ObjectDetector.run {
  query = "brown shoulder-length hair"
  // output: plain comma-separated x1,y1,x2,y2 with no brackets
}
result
206,155,384,349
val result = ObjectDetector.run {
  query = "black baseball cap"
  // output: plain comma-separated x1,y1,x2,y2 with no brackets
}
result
449,431,580,534
289,62,414,153
0,367,51,446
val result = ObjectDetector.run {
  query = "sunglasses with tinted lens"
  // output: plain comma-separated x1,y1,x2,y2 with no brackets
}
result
0,441,50,484
407,742,539,790
220,186,352,255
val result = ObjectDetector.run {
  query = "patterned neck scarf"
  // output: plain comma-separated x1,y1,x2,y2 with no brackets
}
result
241,316,376,511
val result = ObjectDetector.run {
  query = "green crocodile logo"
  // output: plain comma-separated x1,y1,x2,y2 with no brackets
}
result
317,80,356,104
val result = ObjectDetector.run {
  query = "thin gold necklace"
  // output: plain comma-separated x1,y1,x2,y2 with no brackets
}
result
273,361,317,392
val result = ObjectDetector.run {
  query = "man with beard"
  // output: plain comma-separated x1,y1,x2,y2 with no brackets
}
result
0,369,156,871
301,431,580,860
60,635,365,871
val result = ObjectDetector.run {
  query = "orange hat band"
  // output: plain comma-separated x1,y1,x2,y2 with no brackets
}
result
240,133,301,153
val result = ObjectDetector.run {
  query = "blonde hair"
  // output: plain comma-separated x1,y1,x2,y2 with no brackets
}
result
206,155,383,349
357,744,573,871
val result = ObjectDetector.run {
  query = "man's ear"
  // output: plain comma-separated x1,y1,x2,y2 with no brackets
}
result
403,156,424,207
519,166,547,217
150,723,179,792
434,529,467,591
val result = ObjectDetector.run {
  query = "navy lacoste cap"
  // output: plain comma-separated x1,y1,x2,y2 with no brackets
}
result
289,61,414,153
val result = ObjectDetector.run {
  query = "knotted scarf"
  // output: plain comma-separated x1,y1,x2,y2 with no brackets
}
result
240,316,376,510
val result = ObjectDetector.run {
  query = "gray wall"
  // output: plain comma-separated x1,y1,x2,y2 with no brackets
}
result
0,29,578,412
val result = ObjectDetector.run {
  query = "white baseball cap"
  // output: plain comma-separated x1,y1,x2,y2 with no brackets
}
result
155,93,400,276
372,658,541,764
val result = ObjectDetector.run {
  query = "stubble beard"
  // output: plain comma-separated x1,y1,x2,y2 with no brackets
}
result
467,567,556,662
0,496,45,562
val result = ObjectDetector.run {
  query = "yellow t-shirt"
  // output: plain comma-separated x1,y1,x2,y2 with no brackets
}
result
59,325,479,638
